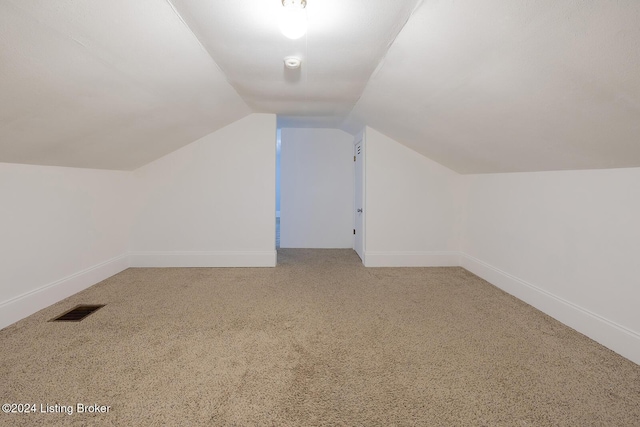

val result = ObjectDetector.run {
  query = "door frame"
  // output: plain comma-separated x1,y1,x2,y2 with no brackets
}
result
353,130,366,263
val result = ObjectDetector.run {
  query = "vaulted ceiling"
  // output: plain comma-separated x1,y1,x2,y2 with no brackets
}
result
1,0,639,173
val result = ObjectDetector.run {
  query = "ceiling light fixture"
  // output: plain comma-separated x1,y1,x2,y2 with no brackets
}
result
280,0,307,40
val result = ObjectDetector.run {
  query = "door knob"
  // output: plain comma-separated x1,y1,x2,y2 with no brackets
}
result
357,208,363,213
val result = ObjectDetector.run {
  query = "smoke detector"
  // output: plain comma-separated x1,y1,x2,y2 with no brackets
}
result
284,56,302,69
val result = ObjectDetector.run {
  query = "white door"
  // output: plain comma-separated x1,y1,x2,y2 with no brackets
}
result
280,129,355,248
354,137,364,261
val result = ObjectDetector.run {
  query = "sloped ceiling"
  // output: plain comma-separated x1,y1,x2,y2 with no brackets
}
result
0,0,251,170
348,0,640,173
1,0,639,173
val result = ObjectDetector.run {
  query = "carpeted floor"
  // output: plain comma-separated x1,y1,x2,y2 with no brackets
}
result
1,249,639,426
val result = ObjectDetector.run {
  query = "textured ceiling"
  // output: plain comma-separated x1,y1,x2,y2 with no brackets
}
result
1,0,639,172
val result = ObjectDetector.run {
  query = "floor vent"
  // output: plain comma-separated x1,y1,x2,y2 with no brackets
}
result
50,305,105,322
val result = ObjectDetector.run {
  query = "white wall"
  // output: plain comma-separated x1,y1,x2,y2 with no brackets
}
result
280,128,354,248
364,127,460,266
3,113,638,366
130,114,277,266
0,163,132,328
460,168,640,364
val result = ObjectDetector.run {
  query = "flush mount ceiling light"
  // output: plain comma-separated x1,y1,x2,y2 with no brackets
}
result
280,0,307,40
284,56,301,69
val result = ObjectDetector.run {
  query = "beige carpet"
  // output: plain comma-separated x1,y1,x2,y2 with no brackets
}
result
1,249,639,426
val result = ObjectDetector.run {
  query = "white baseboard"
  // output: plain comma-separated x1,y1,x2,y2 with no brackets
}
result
460,253,640,365
364,251,460,267
129,251,277,267
0,254,129,330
